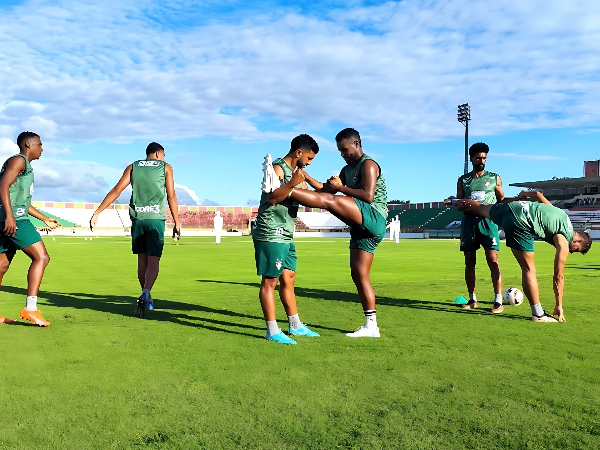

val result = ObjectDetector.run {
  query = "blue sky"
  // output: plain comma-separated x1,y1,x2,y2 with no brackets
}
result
1,0,599,205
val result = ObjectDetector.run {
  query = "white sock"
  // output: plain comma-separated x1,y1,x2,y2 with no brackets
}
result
25,296,37,311
494,294,502,304
288,313,302,330
142,289,150,300
469,294,477,302
364,310,377,329
266,320,279,335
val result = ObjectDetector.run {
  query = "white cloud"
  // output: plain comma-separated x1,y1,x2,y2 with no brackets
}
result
174,183,201,205
0,138,18,158
0,0,598,146
21,116,58,138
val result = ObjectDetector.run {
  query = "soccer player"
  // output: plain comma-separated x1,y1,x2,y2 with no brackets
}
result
0,131,60,326
445,142,508,313
288,128,388,337
90,142,181,317
456,191,592,322
254,134,321,344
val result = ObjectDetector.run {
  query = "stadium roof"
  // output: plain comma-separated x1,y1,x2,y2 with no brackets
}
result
510,176,600,189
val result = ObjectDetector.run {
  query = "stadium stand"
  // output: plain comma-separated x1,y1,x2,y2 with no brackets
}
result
29,209,75,228
386,206,463,232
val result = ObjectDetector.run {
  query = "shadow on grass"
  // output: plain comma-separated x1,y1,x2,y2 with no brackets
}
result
1,285,266,339
566,264,600,271
196,279,530,321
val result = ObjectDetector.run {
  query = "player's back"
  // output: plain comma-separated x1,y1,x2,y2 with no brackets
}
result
129,159,167,220
342,154,387,218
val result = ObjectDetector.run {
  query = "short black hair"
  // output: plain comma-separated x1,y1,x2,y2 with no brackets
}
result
335,128,361,146
17,131,40,149
579,231,593,255
290,134,319,154
146,142,164,155
469,142,489,157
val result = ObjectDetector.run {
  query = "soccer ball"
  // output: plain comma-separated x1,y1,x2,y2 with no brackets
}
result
503,288,524,306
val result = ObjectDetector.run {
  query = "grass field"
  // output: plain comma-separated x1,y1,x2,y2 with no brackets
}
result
1,236,599,449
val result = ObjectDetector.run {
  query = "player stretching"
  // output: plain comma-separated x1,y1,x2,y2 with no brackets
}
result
254,134,321,344
0,132,60,326
90,142,180,317
445,143,507,313
456,191,592,322
288,128,388,337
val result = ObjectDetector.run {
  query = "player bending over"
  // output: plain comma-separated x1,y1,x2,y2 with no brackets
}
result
254,134,321,344
456,192,592,322
0,132,60,326
90,142,181,317
288,128,388,337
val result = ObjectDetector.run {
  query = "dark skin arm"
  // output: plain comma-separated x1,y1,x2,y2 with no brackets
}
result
90,165,132,230
165,163,181,239
327,160,379,203
0,156,26,236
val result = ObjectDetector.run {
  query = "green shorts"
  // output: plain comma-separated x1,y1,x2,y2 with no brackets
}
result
349,199,386,254
131,219,165,257
0,219,42,253
460,214,500,252
489,204,535,253
253,240,297,278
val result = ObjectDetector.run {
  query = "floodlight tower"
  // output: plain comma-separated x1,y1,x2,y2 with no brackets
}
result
457,103,471,174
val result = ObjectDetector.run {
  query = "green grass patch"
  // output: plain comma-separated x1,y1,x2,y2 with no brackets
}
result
1,236,599,449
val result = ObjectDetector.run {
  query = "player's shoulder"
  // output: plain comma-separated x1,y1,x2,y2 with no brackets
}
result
485,170,499,178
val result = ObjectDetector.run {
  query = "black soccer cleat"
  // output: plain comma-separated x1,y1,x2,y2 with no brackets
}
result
134,296,145,318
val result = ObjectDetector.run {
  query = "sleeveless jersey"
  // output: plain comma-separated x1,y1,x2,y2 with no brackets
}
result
252,158,301,243
129,158,167,220
460,171,498,205
509,201,573,245
0,154,34,221
342,154,388,219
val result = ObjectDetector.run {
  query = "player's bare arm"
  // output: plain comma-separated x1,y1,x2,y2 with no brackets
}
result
303,171,323,190
517,190,552,205
0,156,26,236
495,175,508,202
165,163,181,239
90,165,132,230
330,160,378,203
552,234,569,322
28,205,60,229
267,165,305,206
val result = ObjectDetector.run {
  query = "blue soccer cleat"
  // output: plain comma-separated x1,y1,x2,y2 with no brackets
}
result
146,298,154,311
265,329,297,344
289,325,320,337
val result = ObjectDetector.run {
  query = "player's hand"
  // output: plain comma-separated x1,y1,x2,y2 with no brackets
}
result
517,190,537,200
44,218,60,229
328,176,343,188
289,168,305,186
173,223,181,240
4,216,17,237
553,305,566,322
89,213,98,231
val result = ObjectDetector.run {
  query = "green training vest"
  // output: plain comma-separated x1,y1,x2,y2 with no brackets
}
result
129,158,167,220
509,201,573,245
252,158,301,243
460,171,498,205
342,154,388,219
0,154,34,221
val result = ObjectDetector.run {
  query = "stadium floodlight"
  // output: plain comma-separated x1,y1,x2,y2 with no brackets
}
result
457,103,471,175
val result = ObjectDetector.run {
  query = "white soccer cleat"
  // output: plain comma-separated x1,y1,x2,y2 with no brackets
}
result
261,154,282,193
346,326,380,338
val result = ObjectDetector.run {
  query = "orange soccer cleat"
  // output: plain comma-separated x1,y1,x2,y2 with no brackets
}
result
0,315,16,323
20,309,50,327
